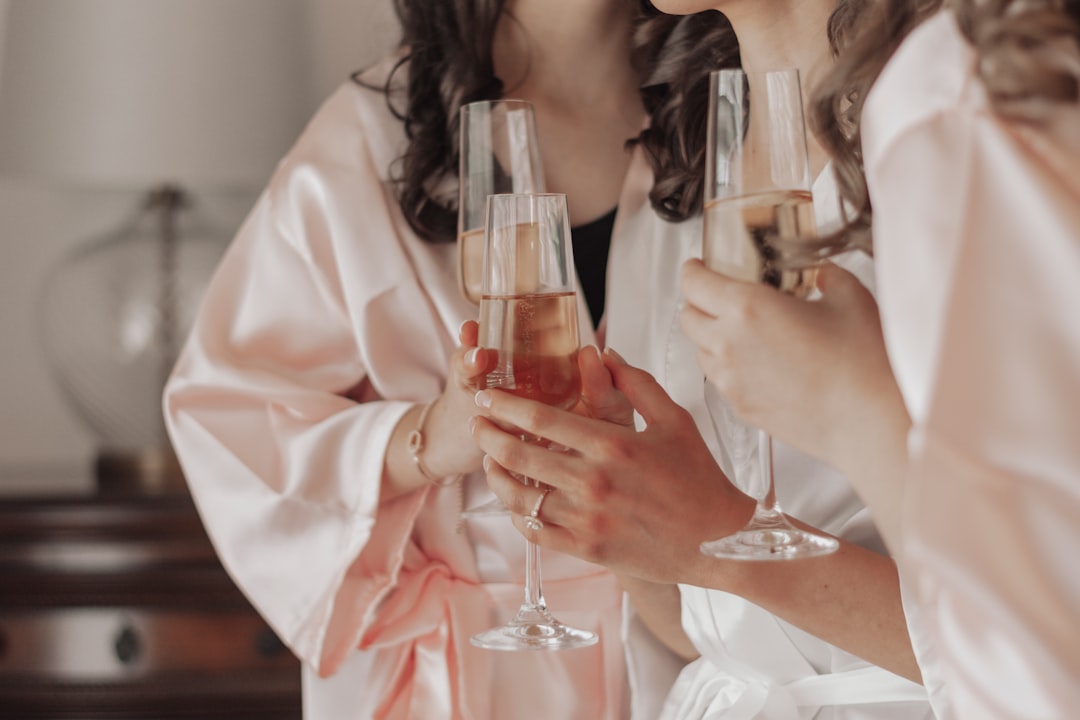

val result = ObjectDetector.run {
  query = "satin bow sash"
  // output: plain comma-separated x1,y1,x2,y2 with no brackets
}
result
668,658,929,720
358,562,616,720
666,586,929,720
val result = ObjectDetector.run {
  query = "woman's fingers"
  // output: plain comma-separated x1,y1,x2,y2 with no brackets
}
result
458,319,479,345
470,414,581,492
483,452,600,560
680,258,737,316
816,262,879,321
678,301,712,344
602,349,691,429
453,319,495,384
579,345,635,426
508,512,579,556
473,389,610,455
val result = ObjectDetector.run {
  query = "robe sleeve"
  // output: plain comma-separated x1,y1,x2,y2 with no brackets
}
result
163,87,442,677
864,12,1080,716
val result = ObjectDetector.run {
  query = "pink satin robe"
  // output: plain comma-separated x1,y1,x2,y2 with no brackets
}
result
862,11,1080,718
163,54,682,720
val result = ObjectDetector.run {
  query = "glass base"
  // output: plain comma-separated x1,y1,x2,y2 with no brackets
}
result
700,509,839,561
470,606,598,651
460,496,510,518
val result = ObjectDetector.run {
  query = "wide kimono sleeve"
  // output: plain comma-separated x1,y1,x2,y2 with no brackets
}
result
863,12,1080,718
163,85,448,679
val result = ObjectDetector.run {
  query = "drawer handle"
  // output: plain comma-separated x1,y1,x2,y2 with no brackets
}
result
114,624,141,665
255,628,286,657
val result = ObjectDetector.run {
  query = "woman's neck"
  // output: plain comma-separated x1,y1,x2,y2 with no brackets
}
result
491,0,645,225
720,0,837,176
493,0,640,117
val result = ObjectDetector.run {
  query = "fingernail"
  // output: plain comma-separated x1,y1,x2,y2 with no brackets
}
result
604,347,627,365
468,416,477,434
482,454,492,472
816,266,829,291
474,390,491,409
465,348,480,366
458,320,471,336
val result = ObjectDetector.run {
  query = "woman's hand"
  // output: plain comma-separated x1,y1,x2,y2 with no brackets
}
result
381,320,492,500
423,320,494,477
469,349,754,585
679,259,912,543
680,259,903,473
572,345,636,427
471,338,922,677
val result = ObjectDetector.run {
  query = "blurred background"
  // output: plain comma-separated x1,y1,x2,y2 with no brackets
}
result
0,0,399,492
0,2,401,716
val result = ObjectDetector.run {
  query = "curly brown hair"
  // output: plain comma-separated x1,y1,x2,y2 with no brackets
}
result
810,0,1080,254
630,10,740,222
634,0,1078,242
356,0,507,245
358,0,664,245
629,0,873,223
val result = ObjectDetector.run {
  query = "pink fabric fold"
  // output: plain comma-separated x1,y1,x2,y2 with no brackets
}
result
315,486,432,677
360,561,489,720
355,563,620,720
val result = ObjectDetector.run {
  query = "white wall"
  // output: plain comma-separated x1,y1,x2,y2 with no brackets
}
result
0,0,399,487
307,0,401,105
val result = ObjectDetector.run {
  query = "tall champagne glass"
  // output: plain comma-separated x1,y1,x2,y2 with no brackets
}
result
458,100,545,517
470,193,598,651
698,69,840,560
458,100,545,305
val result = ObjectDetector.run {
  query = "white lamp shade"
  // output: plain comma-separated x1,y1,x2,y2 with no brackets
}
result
0,0,309,189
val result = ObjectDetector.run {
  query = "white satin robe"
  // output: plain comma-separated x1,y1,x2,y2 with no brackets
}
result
163,54,684,720
862,11,1080,719
602,153,934,719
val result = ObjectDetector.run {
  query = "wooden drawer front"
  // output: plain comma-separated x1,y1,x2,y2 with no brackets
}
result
0,490,303,717
0,608,293,681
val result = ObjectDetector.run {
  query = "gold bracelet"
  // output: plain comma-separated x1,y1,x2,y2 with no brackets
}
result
406,401,455,487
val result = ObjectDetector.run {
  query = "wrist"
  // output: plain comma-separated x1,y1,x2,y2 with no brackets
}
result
407,400,457,487
681,490,759,590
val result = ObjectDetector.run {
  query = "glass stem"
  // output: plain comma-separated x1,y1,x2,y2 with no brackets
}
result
521,468,547,611
515,433,548,613
522,535,546,611
756,430,782,516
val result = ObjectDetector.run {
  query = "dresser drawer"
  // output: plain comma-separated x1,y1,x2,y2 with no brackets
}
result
0,608,293,680
0,485,302,718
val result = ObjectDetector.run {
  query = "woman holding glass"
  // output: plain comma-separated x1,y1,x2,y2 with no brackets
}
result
679,0,1080,716
470,3,938,719
162,1,690,718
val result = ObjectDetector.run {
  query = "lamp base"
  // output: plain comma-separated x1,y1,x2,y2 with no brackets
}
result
95,448,187,497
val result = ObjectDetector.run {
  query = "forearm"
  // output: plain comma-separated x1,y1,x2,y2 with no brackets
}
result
824,379,911,554
618,574,699,661
694,537,921,683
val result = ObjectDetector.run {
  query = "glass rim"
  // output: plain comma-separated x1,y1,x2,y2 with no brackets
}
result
709,67,802,79
487,192,566,201
460,98,536,113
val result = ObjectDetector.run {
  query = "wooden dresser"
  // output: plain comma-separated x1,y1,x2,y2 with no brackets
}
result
0,468,302,719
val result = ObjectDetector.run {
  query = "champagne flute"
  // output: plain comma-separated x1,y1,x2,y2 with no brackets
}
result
458,99,545,517
698,69,839,560
470,193,598,651
458,99,545,305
